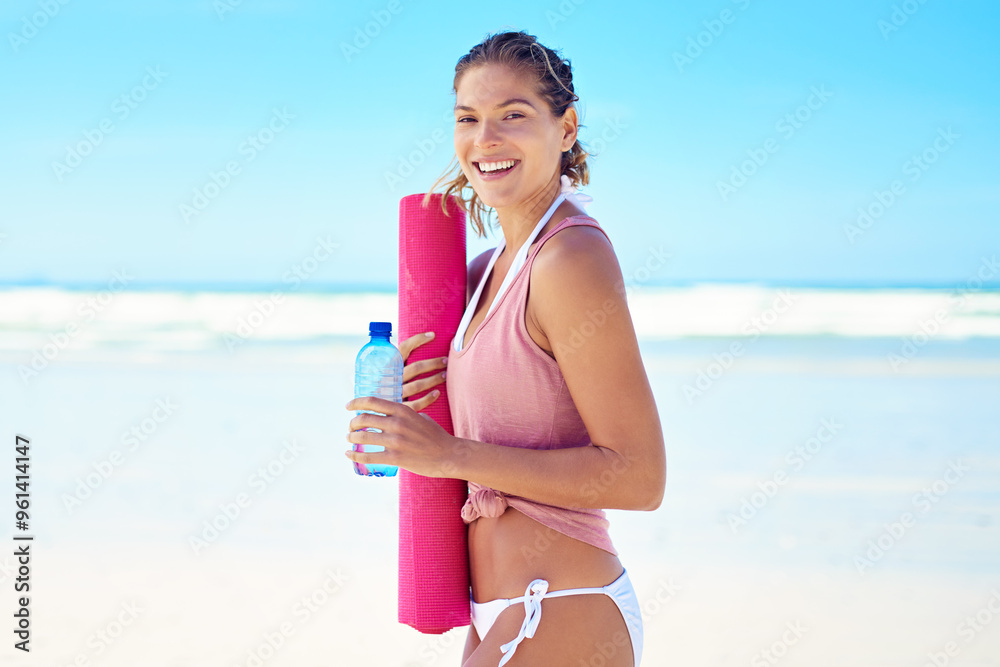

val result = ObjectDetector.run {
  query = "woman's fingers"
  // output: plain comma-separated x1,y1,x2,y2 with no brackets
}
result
345,388,456,479
345,333,448,463
402,370,446,400
348,410,390,434
398,331,436,362
402,355,447,383
346,396,401,415
403,388,440,412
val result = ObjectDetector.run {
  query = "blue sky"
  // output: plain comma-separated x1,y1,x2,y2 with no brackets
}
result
1,0,997,289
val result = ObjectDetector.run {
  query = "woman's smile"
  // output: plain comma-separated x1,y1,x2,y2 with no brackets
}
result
474,159,521,180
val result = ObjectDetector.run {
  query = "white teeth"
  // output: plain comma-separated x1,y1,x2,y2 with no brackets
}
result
478,160,516,173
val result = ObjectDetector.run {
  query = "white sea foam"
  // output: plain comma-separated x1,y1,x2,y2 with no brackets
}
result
0,285,997,357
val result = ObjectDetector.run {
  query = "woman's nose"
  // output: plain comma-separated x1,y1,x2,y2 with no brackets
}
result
474,118,502,148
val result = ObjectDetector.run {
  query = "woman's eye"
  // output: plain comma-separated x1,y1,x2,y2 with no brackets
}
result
455,112,525,124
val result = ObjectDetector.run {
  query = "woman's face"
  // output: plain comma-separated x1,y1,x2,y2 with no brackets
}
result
454,64,575,212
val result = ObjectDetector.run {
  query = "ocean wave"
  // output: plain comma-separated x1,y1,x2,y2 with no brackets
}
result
1,285,998,356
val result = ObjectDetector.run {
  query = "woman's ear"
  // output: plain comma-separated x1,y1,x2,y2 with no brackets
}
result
561,105,579,151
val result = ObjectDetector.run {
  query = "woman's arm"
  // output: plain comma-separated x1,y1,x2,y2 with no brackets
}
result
345,227,665,511
448,225,666,511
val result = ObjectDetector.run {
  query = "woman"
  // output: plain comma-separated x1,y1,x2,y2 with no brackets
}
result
346,30,665,666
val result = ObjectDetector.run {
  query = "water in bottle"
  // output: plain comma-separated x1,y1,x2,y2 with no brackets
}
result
352,321,403,477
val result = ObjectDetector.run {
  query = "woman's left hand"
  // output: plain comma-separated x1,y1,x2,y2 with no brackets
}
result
345,396,461,478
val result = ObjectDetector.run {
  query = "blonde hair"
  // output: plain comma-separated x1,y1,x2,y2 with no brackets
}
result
423,29,589,238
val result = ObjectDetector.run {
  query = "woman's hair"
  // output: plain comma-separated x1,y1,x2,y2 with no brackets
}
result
423,29,589,238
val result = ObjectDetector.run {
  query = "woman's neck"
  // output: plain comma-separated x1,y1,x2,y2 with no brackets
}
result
493,175,563,252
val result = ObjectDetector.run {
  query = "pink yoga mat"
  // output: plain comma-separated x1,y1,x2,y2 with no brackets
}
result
397,193,471,634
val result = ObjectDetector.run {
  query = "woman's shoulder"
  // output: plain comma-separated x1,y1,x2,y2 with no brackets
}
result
536,215,614,262
524,215,626,355
530,216,620,292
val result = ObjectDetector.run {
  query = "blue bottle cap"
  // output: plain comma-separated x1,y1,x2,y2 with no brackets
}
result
369,321,392,335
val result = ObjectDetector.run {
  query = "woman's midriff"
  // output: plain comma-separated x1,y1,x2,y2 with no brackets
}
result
468,505,624,604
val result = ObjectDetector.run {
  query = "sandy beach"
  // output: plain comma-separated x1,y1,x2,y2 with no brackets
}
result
1,286,998,665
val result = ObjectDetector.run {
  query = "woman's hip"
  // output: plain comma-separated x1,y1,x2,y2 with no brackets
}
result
468,506,624,603
466,567,643,666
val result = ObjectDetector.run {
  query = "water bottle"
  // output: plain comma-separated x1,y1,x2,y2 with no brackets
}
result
352,321,403,477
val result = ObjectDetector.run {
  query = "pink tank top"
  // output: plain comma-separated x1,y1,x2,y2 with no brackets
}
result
445,215,618,557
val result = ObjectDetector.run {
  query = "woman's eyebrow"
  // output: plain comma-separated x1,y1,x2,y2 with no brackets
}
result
454,98,537,112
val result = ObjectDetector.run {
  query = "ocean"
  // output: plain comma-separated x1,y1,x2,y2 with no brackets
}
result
1,283,998,665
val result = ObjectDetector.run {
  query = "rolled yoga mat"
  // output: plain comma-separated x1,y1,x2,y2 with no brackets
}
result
397,193,471,634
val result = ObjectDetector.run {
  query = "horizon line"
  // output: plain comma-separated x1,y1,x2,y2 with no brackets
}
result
1,278,997,293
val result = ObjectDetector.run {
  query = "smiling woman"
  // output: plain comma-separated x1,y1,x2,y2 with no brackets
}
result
426,31,591,242
345,29,665,667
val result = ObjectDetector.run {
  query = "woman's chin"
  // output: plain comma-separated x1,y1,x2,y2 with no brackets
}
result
473,191,503,209
471,179,520,211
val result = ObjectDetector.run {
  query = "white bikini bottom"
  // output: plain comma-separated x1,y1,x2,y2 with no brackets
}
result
469,568,643,666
